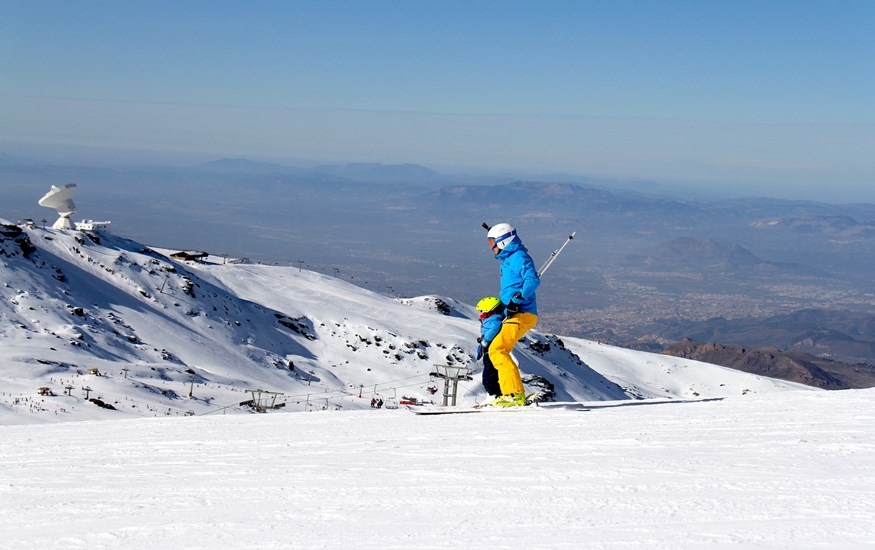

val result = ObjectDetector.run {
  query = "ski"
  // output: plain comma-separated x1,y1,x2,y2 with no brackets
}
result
408,406,485,415
408,397,724,415
532,402,592,411
407,402,590,415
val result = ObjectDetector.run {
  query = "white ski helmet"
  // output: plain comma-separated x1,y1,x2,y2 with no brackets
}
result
487,223,517,251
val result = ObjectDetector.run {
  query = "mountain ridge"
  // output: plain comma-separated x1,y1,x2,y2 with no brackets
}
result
659,339,870,389
0,219,811,425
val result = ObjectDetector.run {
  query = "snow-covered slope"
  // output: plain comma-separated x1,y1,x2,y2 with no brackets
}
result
1,221,812,425
2,388,873,548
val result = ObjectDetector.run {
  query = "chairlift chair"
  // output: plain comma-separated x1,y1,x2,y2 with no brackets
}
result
384,387,399,409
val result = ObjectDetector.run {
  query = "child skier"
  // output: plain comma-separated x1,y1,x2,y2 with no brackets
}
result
475,296,504,398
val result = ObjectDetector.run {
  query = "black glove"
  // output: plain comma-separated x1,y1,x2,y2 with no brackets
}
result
506,292,524,314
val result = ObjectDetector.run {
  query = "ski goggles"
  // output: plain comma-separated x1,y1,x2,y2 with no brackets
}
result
487,230,516,249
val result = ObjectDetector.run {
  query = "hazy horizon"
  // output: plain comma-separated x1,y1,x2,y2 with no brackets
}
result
3,1,874,204
2,141,874,206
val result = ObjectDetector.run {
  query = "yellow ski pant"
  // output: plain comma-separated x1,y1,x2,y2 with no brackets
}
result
488,312,538,395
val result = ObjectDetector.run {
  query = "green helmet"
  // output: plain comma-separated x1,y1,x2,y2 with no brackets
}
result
476,296,502,312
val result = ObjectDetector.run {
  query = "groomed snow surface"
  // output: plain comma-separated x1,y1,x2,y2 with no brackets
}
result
2,388,873,549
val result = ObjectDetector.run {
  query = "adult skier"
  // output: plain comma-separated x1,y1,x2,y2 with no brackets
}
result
485,222,540,407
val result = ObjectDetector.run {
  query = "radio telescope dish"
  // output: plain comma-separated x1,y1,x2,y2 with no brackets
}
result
38,184,78,229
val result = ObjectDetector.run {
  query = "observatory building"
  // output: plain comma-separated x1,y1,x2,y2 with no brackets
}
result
38,184,111,231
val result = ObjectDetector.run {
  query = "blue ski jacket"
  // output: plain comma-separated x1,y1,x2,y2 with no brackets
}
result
480,311,503,346
477,310,503,360
495,239,540,315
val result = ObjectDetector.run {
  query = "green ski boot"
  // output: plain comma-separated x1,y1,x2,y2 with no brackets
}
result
491,391,527,407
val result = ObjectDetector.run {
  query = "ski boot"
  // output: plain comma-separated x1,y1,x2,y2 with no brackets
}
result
491,391,527,407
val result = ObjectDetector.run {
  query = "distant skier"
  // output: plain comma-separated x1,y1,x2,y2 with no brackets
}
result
475,296,504,398
485,222,540,407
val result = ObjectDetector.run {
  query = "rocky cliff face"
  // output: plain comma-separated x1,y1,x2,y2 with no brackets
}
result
1,222,37,259
659,339,875,390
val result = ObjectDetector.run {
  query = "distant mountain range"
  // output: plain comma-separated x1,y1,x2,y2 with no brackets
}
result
618,237,831,284
194,158,443,184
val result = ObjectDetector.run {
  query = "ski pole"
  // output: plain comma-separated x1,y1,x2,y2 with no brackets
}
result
537,232,575,278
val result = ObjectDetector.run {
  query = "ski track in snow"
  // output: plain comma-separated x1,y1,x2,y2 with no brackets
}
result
1,389,874,549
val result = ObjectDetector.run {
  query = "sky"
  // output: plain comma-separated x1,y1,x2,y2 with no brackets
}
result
2,0,874,201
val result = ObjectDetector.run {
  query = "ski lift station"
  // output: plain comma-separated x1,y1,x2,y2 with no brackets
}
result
38,184,111,232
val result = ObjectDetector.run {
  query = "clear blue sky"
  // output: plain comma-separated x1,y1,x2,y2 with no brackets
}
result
2,0,874,201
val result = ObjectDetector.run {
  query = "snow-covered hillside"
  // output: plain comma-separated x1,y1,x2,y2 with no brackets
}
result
1,221,811,425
